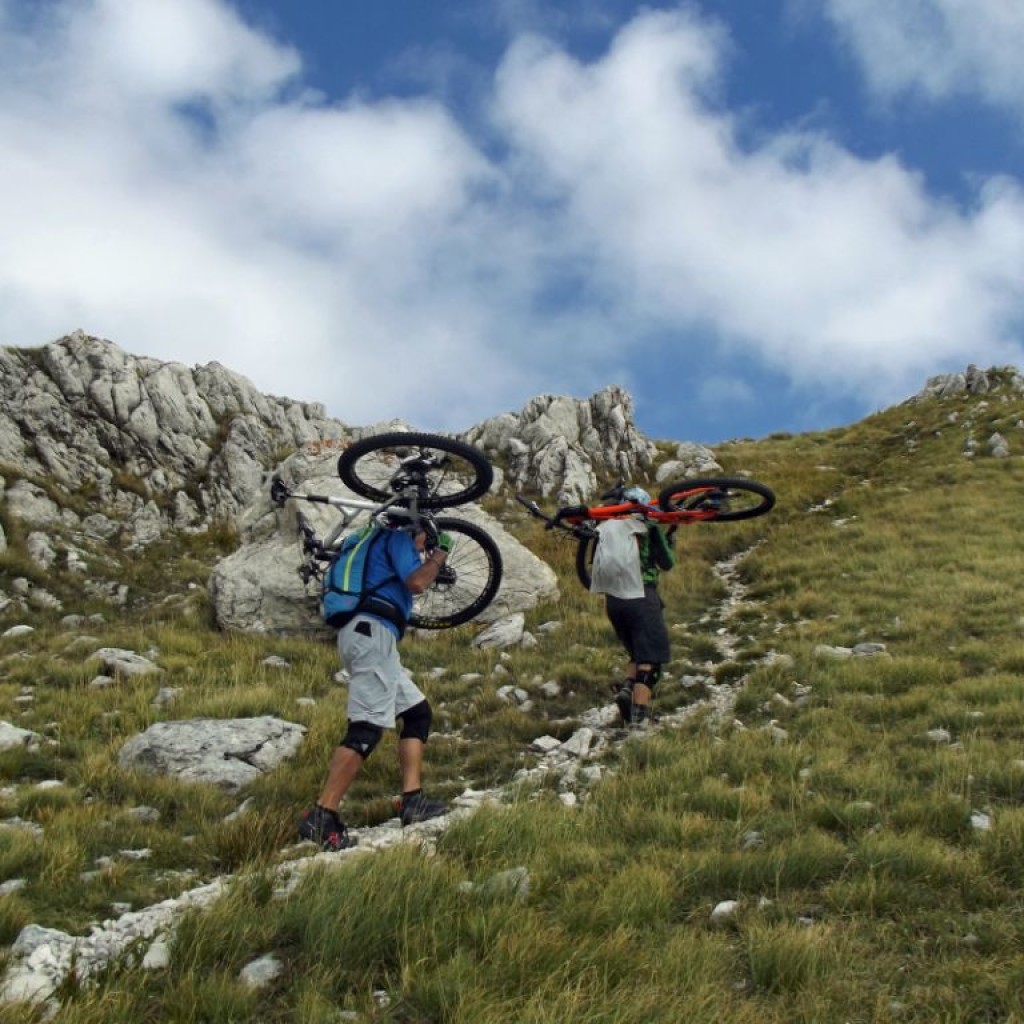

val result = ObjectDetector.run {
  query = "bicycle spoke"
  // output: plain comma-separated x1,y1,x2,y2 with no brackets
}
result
409,517,502,628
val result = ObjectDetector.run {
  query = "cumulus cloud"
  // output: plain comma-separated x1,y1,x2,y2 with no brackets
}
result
0,0,521,425
492,9,1024,393
823,0,1024,117
0,0,1022,435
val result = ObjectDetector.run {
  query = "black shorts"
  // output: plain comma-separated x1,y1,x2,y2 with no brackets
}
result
606,584,670,665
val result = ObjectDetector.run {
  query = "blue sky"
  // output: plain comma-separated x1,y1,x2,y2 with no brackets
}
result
1,1,1022,444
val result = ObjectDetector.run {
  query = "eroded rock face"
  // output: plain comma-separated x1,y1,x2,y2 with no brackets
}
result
0,335,664,548
463,385,658,502
0,331,350,534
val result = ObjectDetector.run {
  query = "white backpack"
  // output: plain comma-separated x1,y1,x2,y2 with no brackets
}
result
589,519,647,599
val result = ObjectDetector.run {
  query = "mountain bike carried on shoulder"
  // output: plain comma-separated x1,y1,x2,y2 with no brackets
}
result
517,476,775,589
272,432,502,629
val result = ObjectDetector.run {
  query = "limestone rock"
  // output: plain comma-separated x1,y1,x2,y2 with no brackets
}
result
118,717,306,790
464,385,657,502
0,332,350,534
0,722,43,752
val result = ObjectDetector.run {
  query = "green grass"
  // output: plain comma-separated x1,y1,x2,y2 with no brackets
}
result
3,381,1024,1019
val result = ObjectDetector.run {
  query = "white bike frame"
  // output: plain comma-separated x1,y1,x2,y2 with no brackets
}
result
281,488,433,550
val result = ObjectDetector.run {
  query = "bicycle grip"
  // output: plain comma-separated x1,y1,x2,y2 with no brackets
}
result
270,477,290,506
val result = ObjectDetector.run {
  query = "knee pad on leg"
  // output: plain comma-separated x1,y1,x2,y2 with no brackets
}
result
398,700,432,744
635,665,661,690
340,721,383,759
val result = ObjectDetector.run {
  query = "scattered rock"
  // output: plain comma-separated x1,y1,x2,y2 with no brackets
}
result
118,717,306,790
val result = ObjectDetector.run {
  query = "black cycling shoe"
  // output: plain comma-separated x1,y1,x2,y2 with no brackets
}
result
613,683,634,725
400,792,448,827
298,806,357,850
626,704,650,729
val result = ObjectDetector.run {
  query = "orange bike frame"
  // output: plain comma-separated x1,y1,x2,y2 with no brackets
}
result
563,487,723,528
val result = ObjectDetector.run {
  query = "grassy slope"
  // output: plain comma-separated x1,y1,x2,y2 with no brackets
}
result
2,381,1024,1021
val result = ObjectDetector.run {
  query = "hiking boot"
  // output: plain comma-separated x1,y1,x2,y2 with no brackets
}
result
627,703,650,729
613,683,634,725
298,806,356,850
400,792,448,827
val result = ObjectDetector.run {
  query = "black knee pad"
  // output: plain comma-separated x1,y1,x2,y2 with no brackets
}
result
340,721,383,759
398,700,432,744
635,665,661,690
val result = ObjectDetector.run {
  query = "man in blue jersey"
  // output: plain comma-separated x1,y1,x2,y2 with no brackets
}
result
298,519,453,850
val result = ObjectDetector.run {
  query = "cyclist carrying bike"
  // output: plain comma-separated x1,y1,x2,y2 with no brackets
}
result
588,485,676,728
298,516,455,850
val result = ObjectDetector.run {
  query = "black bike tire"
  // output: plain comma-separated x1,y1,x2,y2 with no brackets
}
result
409,516,503,629
575,533,598,591
337,431,494,510
657,477,775,522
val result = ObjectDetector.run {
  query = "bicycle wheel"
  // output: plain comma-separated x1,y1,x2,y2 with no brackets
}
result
409,517,503,629
575,533,598,591
657,477,775,522
337,432,493,510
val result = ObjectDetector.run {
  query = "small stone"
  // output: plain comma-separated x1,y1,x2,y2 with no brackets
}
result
711,900,739,924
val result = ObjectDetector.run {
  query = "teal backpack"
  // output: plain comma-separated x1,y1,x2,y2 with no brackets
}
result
321,526,400,630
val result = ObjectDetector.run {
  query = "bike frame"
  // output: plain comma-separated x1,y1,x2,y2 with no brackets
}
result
270,431,505,629
518,486,725,536
564,495,722,528
272,482,436,552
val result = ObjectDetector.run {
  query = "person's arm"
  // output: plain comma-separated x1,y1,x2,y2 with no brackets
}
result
648,525,675,571
406,546,447,595
404,532,453,595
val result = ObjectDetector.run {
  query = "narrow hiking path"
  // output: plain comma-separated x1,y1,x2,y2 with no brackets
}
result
654,542,763,728
0,544,768,1006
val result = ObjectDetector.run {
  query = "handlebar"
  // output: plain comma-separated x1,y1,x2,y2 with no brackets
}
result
598,479,627,503
515,494,596,539
515,494,548,522
270,476,290,507
271,476,339,508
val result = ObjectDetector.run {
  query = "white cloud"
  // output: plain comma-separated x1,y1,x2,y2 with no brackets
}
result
0,0,522,424
491,8,1024,399
823,0,1024,117
0,0,1022,435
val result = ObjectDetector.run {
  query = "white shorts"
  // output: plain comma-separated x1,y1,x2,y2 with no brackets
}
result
337,615,426,728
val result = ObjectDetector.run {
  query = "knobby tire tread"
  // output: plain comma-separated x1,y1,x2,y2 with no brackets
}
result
657,476,775,522
575,534,597,591
337,431,493,509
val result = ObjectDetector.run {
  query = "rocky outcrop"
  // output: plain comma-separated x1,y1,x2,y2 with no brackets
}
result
911,364,1024,401
0,336,671,553
463,385,658,503
0,331,350,534
655,441,722,485
0,337,668,532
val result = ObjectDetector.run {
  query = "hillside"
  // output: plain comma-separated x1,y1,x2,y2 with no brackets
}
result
1,352,1023,1021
